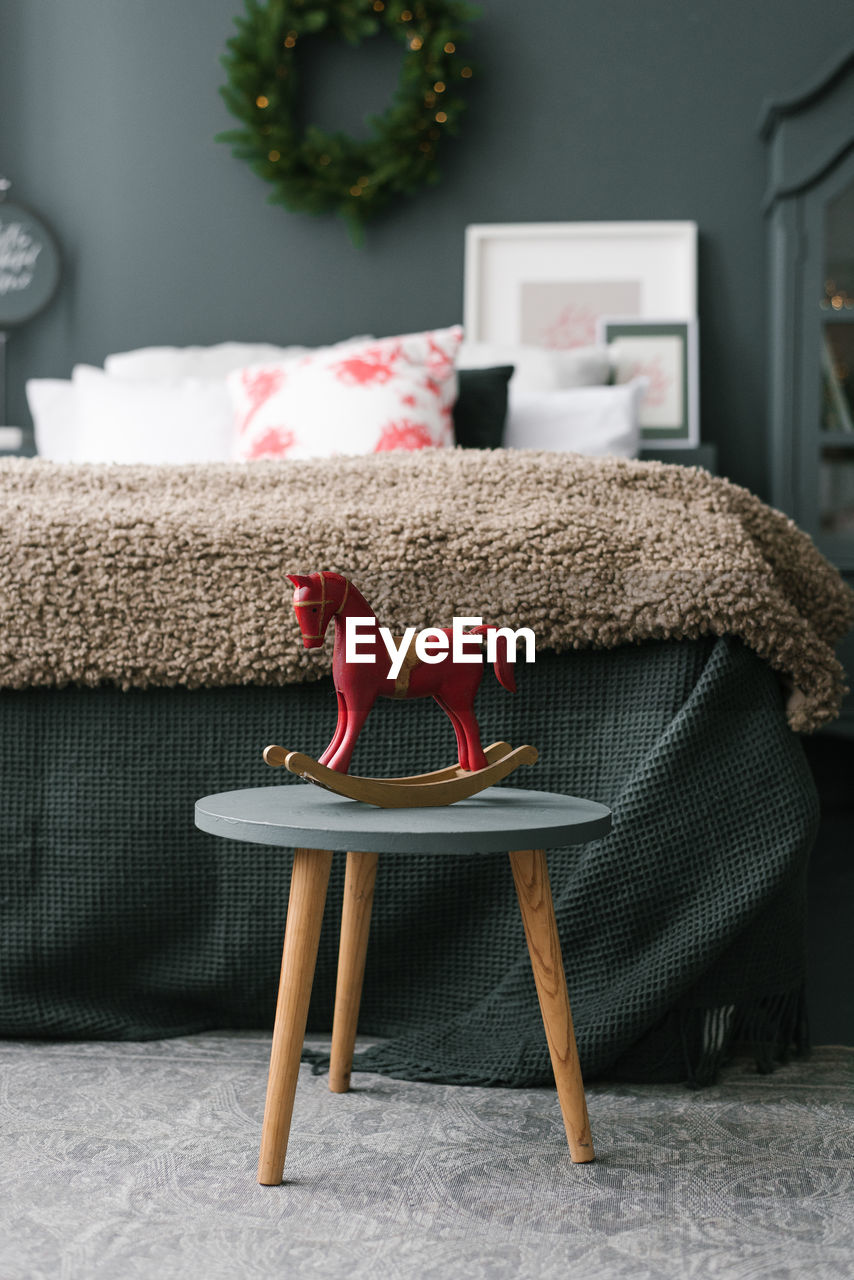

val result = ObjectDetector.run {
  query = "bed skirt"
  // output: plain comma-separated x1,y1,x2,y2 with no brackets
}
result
0,637,817,1085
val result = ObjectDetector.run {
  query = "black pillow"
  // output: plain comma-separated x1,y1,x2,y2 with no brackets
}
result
452,365,514,449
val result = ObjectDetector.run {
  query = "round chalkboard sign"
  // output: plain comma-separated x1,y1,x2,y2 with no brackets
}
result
0,200,61,327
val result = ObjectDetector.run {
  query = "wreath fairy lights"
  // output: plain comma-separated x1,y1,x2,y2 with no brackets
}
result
218,0,478,241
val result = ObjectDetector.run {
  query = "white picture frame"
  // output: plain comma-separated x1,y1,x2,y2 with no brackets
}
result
598,316,700,448
463,221,697,348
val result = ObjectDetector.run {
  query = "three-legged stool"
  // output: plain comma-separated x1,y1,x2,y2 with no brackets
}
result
195,784,611,1185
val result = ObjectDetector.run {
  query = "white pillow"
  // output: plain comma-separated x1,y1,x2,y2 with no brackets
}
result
72,365,236,464
228,327,463,460
504,380,645,457
104,338,373,381
457,341,611,391
104,342,306,381
26,378,80,461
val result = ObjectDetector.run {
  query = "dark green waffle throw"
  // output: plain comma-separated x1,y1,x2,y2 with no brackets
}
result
0,638,816,1085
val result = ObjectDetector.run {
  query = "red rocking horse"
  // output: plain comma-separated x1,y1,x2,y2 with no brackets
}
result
263,571,538,807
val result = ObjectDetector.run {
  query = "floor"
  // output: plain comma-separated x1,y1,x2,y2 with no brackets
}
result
1,1035,852,1279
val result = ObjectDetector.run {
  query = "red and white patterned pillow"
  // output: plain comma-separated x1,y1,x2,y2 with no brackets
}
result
227,326,463,460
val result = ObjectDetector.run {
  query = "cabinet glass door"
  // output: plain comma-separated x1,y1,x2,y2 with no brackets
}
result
819,179,854,533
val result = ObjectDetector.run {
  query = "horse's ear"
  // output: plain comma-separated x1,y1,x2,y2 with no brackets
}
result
287,573,313,590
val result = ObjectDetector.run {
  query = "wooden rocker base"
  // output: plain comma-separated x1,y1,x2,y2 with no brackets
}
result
262,741,538,807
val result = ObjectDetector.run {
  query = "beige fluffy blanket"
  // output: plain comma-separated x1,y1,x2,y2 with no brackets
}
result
1,451,852,731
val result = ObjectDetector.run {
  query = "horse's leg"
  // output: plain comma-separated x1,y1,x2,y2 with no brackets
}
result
326,692,375,775
434,694,470,771
443,692,488,772
319,690,348,767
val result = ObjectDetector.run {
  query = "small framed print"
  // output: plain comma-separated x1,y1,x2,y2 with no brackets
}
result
597,317,700,447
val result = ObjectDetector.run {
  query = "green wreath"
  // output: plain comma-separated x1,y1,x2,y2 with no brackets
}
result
217,0,478,242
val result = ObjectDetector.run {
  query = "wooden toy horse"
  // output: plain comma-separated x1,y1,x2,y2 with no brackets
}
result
285,571,516,775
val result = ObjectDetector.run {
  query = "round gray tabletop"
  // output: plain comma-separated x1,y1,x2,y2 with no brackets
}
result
195,784,611,855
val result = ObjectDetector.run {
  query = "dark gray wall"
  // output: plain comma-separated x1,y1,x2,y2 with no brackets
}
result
2,0,853,496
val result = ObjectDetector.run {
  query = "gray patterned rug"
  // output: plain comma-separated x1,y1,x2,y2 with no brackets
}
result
1,1035,851,1280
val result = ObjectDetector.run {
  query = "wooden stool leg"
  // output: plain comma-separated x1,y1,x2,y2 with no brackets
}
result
509,847,594,1164
257,846,333,1186
329,850,379,1093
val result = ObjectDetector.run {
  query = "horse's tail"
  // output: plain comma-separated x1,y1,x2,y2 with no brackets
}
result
469,625,517,694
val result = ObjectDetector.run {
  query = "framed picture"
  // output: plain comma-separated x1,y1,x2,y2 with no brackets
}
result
463,222,697,348
598,317,700,447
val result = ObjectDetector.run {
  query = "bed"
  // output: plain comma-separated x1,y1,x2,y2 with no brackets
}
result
1,444,851,1087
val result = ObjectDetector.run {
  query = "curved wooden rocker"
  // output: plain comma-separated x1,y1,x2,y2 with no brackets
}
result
263,740,539,808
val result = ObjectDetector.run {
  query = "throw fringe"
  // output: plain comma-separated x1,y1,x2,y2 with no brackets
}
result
681,985,809,1088
302,986,810,1089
